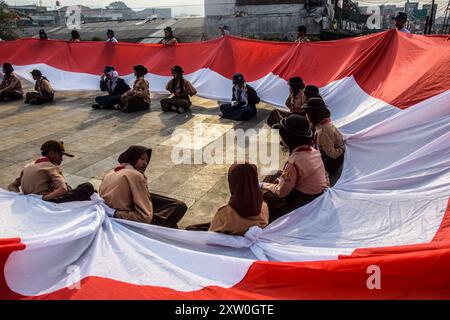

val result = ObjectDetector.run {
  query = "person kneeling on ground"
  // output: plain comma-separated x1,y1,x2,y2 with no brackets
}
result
219,73,260,121
161,65,197,114
99,145,187,228
305,97,345,177
186,163,269,235
267,77,306,128
92,66,130,109
261,114,329,222
25,69,54,105
0,63,23,102
8,140,94,203
120,65,151,113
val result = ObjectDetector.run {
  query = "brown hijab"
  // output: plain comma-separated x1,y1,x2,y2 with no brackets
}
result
117,145,152,167
228,163,263,218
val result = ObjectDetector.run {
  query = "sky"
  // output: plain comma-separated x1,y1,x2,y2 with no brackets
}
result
5,0,205,16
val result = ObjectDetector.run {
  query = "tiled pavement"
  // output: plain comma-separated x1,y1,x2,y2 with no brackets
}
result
0,81,287,228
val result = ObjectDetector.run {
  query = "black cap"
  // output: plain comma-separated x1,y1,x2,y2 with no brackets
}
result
164,27,173,32
171,65,184,74
304,97,328,110
104,66,115,73
133,65,148,75
232,73,245,85
2,62,13,70
395,12,407,20
279,114,313,138
30,69,42,77
41,140,74,157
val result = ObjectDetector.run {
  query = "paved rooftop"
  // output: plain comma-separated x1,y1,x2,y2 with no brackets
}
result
0,80,286,228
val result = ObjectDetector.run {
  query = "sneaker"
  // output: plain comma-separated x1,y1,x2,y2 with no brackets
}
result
91,104,102,109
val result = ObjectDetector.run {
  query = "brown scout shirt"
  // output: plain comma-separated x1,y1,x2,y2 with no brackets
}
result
285,91,306,114
266,145,329,197
314,119,345,159
166,79,197,97
99,164,154,224
209,202,269,236
10,158,67,195
129,77,151,104
0,73,23,95
35,78,54,95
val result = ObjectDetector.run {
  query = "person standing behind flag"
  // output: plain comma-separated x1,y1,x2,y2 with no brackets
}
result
106,29,118,43
394,12,410,33
295,25,310,42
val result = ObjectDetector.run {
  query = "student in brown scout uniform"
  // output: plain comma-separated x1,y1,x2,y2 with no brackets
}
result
161,65,197,114
304,97,345,177
186,163,269,235
24,69,55,105
0,63,23,102
8,141,94,203
261,114,329,222
266,77,307,128
99,145,187,229
120,65,151,113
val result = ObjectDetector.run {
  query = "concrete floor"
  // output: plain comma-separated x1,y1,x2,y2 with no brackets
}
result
0,81,287,228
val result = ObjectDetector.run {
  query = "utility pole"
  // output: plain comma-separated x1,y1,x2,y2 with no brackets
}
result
426,0,436,34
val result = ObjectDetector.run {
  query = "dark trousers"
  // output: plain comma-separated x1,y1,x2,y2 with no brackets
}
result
150,193,187,229
0,90,23,102
262,171,322,222
25,92,54,105
95,95,121,109
323,152,345,186
161,97,191,112
220,103,257,121
185,222,211,231
50,183,95,203
120,95,150,113
267,109,289,127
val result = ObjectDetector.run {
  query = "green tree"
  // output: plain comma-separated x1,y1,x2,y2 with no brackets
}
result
0,1,30,40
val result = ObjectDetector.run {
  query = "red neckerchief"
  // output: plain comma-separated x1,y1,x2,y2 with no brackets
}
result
318,118,331,127
114,164,128,172
35,157,51,164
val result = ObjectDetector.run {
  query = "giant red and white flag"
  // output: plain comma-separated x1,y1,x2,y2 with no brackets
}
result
0,30,449,299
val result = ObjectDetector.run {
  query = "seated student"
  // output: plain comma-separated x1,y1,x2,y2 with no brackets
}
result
99,145,187,228
0,63,23,102
24,69,54,105
160,27,178,45
261,114,329,222
92,66,130,109
186,163,269,235
220,73,260,121
8,140,94,203
267,77,306,128
120,65,151,113
161,65,197,114
304,97,345,176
